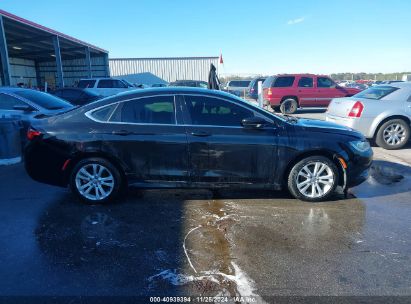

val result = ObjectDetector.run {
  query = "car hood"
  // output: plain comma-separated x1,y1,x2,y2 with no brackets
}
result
293,118,364,139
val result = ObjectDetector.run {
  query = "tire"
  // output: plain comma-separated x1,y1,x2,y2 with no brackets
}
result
375,119,410,150
287,156,339,202
70,157,123,204
280,98,298,114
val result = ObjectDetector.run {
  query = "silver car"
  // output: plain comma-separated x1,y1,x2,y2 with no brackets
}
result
326,82,411,150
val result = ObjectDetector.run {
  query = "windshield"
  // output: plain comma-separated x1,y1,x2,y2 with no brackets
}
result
14,90,73,110
354,86,398,100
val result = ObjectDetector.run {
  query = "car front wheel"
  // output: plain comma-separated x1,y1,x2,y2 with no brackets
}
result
375,119,410,150
288,156,338,202
70,157,123,204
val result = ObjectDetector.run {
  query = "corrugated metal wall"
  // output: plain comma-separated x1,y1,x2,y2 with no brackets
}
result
38,56,108,88
109,57,219,83
9,57,37,86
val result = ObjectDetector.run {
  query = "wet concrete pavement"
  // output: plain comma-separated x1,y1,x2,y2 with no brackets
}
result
0,160,411,302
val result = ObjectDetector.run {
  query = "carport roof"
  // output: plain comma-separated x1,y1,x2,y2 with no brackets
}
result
0,9,108,62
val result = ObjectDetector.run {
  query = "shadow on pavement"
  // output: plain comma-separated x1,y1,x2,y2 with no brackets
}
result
352,160,411,199
35,188,189,296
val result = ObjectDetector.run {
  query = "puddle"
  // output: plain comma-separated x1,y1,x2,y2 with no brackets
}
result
370,164,404,185
149,198,262,299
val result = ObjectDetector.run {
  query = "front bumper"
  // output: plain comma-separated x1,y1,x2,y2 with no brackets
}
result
345,147,373,188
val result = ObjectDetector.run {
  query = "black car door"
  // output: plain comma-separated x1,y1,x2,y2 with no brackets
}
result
101,94,189,184
179,94,277,185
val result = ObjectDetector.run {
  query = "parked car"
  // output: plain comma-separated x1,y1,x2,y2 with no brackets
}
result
345,83,368,90
337,81,354,87
24,87,372,204
380,80,404,85
51,88,102,106
77,78,135,97
151,83,168,88
169,80,208,88
402,74,411,82
223,80,252,97
371,81,384,86
326,82,411,149
247,77,266,100
263,74,361,114
0,88,73,129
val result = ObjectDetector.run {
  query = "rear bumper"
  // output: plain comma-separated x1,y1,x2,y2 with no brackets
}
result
326,114,373,138
264,97,281,106
24,140,69,187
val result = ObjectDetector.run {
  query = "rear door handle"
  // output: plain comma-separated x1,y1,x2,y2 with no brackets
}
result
190,131,211,137
112,130,132,136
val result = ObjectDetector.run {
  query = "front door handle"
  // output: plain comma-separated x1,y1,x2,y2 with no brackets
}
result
190,131,211,137
112,130,132,136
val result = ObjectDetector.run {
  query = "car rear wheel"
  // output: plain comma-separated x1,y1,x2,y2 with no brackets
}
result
70,157,123,204
375,119,410,150
288,156,338,202
280,98,298,114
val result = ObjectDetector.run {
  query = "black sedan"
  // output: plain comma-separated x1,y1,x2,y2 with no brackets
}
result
24,88,373,204
51,88,101,106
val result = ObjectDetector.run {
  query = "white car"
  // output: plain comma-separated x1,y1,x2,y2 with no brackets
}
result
326,82,411,149
77,78,135,97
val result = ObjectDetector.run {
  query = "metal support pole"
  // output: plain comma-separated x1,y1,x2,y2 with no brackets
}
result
85,47,92,78
34,60,42,88
103,53,110,77
257,81,263,108
0,16,11,86
53,36,64,88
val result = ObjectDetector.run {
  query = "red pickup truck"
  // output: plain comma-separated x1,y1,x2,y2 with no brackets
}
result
263,74,361,114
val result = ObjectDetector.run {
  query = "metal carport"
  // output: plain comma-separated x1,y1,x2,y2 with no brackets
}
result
0,9,109,88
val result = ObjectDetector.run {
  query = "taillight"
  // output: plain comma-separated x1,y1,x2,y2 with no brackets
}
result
348,101,364,118
27,128,42,140
267,88,273,96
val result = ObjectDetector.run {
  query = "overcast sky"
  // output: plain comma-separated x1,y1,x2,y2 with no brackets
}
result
1,0,410,75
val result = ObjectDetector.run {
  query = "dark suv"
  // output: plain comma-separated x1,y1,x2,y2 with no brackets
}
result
247,77,266,100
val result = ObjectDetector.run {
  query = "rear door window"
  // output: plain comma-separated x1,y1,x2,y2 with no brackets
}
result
89,104,118,122
298,77,313,88
111,96,176,124
272,76,295,87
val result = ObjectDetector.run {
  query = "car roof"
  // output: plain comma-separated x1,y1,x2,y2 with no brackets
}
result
389,82,411,89
0,87,33,93
82,87,242,110
269,74,329,77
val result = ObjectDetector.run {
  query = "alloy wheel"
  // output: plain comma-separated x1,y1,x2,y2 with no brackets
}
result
75,163,115,201
383,123,406,146
296,162,335,198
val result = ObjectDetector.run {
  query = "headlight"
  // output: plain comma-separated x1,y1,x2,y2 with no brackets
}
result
349,140,371,152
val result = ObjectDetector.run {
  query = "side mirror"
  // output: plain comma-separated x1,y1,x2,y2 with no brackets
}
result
13,105,34,112
241,116,269,129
